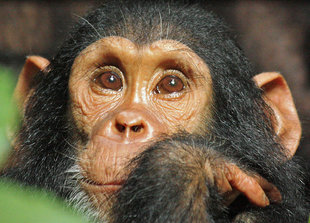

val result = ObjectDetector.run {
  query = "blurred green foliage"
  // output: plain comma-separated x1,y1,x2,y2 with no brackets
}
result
0,66,88,223
0,181,87,223
0,66,18,165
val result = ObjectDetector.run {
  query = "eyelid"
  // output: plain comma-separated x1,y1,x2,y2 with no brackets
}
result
163,69,189,88
92,65,124,83
163,69,186,78
94,65,122,77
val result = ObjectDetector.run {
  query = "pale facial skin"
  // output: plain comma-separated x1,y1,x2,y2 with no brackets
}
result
68,36,280,215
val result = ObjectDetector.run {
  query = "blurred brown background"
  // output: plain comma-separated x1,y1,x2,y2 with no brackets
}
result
0,0,309,162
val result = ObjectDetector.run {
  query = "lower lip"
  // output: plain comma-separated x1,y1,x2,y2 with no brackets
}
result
82,181,123,193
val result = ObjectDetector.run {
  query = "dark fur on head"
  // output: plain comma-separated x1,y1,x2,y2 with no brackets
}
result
1,1,309,222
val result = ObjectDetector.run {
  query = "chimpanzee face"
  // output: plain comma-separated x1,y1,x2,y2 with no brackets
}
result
68,37,212,214
1,1,306,223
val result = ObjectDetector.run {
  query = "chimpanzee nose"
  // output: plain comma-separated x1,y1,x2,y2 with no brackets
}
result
112,110,153,142
98,109,160,143
114,111,146,134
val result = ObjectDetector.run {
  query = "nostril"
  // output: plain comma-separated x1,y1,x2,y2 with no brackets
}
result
116,123,126,132
131,124,143,133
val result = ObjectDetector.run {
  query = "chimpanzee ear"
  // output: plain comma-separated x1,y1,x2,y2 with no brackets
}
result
253,72,301,157
14,56,50,111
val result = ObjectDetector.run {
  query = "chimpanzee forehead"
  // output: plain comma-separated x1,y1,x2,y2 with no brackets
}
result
77,36,195,56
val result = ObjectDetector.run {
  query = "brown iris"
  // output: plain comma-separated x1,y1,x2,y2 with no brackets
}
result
155,75,185,94
96,71,123,91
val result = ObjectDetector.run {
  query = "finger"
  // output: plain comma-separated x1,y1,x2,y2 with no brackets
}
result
216,170,233,194
254,175,282,203
225,164,270,207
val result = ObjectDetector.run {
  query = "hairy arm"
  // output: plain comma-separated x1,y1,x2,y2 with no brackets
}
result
111,135,281,223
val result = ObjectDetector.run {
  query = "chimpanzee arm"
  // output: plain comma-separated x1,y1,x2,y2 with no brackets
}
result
111,135,308,223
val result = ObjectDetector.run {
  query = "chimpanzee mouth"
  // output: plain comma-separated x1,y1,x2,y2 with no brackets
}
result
81,177,125,192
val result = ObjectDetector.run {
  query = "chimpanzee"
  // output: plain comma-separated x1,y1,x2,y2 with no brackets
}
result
1,1,309,222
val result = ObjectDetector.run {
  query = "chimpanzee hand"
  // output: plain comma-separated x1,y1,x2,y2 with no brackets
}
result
208,161,282,207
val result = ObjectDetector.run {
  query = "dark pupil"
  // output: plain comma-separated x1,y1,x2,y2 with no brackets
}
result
108,75,116,83
169,78,176,86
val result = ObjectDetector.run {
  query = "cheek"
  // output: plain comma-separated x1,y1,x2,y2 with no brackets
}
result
151,90,211,132
155,94,194,121
70,84,122,134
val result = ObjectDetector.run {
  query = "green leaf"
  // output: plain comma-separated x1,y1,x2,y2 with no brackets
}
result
0,181,88,223
0,67,88,222
0,66,19,164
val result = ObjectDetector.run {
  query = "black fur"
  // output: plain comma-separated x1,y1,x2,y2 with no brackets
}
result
1,1,309,222
112,135,228,223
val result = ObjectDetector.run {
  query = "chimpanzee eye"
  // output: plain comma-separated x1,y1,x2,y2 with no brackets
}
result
155,75,185,94
95,70,123,91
